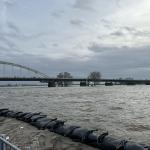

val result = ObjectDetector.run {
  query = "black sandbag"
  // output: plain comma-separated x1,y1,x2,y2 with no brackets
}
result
21,113,34,121
0,109,11,116
13,111,25,118
5,111,13,117
4,111,15,117
3,110,21,118
15,112,24,118
23,112,41,122
7,111,20,118
30,114,47,122
2,110,12,116
16,112,29,119
125,143,147,150
86,133,99,147
47,120,65,132
14,112,24,118
30,117,49,126
99,136,147,150
31,118,57,129
98,135,127,150
17,112,31,120
54,125,80,136
0,108,9,112
70,128,97,143
0,108,148,150
52,125,66,135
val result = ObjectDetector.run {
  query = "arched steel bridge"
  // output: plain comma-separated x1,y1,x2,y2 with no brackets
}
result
0,60,49,78
0,61,150,87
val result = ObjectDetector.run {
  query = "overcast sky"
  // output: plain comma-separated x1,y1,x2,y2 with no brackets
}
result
0,0,150,78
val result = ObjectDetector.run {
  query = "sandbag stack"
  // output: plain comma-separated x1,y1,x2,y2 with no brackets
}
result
0,108,149,150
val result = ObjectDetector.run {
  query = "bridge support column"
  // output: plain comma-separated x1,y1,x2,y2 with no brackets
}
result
48,81,56,87
105,82,113,86
80,81,89,86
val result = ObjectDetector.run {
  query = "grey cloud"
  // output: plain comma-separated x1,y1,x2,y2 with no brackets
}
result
96,26,150,40
0,45,15,52
88,43,119,53
70,19,83,26
38,42,59,49
110,28,131,37
0,34,20,52
122,26,144,36
23,32,50,41
100,19,112,29
101,19,110,24
3,0,16,6
123,26,136,32
110,31,124,36
51,10,64,18
110,26,150,37
108,46,150,77
0,22,21,53
52,43,59,47
100,18,112,25
87,42,150,78
1,21,50,41
0,21,23,40
7,22,20,34
38,43,47,49
98,26,144,39
73,0,94,11
0,20,51,60
2,45,150,79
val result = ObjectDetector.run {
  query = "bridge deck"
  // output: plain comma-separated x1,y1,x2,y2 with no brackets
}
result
0,77,149,84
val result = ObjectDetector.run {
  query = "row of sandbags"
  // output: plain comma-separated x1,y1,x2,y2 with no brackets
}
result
0,108,149,150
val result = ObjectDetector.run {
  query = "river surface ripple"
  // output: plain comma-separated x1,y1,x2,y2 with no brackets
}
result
0,85,150,144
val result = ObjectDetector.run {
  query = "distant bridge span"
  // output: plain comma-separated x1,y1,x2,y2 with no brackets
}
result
0,77,150,85
0,61,150,87
0,61,49,78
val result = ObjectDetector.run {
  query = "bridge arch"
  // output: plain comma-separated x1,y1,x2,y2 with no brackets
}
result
0,61,49,78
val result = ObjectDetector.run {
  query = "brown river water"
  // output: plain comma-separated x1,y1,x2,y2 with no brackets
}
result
0,86,150,149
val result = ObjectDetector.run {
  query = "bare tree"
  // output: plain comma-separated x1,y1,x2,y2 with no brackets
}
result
57,72,73,86
88,71,102,85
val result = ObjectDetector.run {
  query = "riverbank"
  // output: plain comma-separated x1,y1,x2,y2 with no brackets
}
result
0,117,98,150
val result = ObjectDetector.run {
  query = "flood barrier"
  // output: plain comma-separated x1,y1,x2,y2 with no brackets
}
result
0,108,150,150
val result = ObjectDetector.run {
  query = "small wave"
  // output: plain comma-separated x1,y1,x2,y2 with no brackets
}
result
109,106,123,110
126,124,150,131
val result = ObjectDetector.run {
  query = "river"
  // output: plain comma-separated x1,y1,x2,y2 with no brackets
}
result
0,85,150,149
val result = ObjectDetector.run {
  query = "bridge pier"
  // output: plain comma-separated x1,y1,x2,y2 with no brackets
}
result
80,81,89,86
105,82,113,86
48,81,56,87
145,82,150,85
56,81,71,87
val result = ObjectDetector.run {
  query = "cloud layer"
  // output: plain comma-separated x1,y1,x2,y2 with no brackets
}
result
0,0,150,78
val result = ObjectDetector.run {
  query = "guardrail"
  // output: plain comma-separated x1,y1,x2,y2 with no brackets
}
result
0,134,21,150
